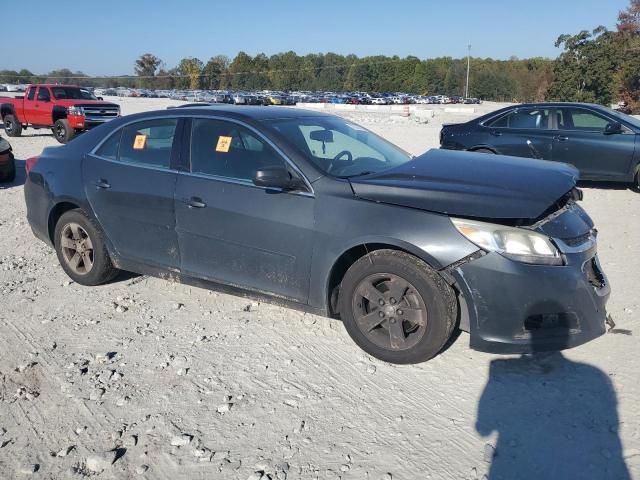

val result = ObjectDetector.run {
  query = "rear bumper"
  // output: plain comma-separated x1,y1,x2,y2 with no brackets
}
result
24,175,54,247
451,249,609,354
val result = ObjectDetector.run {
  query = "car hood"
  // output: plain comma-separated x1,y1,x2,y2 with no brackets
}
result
53,99,119,108
348,149,578,220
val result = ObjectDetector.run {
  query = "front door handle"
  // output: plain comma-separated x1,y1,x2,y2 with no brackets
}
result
490,130,503,137
187,197,207,209
95,179,111,189
555,135,569,142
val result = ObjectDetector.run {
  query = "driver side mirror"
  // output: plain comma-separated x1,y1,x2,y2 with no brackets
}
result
604,121,623,135
253,166,306,191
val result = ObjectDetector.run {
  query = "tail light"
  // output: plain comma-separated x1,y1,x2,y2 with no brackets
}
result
25,156,39,175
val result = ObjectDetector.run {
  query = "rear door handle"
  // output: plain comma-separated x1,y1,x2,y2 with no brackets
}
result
186,197,207,208
555,135,569,142
95,179,111,189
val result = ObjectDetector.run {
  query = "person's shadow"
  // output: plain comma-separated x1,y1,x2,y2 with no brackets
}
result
476,325,630,479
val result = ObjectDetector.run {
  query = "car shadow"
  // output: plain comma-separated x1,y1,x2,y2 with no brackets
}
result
476,325,630,479
577,180,638,193
0,159,26,189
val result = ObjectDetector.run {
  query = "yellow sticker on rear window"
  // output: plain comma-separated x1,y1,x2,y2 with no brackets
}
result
216,136,232,153
133,135,147,150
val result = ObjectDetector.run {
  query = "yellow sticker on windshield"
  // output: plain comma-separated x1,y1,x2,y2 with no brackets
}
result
216,136,232,153
133,135,147,150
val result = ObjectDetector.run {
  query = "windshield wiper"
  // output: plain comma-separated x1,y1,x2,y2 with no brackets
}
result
338,171,375,179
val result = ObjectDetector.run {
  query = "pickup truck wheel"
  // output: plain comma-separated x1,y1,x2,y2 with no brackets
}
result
52,119,75,144
54,209,119,286
3,115,22,137
338,249,456,364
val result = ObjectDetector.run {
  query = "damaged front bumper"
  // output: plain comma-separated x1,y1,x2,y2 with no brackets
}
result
449,202,610,354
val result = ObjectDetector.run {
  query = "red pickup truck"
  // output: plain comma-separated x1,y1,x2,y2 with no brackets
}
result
0,84,120,144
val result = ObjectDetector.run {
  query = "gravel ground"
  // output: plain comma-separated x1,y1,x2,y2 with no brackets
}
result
0,98,638,479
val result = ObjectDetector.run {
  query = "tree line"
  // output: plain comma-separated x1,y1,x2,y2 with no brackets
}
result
0,54,554,103
1,1,638,109
546,0,640,111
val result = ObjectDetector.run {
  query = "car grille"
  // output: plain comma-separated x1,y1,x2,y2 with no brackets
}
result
79,105,120,122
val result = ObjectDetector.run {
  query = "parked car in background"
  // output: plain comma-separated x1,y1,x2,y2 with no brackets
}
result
440,102,640,188
0,135,15,182
1,84,121,143
25,106,609,364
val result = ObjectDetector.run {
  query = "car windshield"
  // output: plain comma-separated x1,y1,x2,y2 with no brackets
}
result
263,116,412,177
51,87,97,100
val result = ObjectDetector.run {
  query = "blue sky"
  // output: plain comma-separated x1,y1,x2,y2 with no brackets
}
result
3,0,630,75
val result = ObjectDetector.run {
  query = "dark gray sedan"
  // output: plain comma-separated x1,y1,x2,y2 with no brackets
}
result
25,106,609,363
440,102,640,188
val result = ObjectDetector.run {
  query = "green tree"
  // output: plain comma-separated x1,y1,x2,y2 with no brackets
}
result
134,53,162,88
176,57,204,90
547,27,620,104
202,56,228,89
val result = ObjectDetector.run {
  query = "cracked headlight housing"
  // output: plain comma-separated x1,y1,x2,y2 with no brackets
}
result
452,218,562,266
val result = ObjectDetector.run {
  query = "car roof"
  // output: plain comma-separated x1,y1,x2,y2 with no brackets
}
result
162,105,332,121
509,102,609,110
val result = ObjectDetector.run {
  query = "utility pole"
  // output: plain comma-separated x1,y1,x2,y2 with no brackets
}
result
465,42,471,99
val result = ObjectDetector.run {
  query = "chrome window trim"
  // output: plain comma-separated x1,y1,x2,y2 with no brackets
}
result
89,113,315,197
173,169,314,198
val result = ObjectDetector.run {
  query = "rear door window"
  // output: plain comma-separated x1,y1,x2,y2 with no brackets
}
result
190,119,286,182
117,119,178,168
488,108,551,129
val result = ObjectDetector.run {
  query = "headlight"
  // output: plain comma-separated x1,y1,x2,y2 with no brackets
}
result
67,106,83,116
451,218,562,266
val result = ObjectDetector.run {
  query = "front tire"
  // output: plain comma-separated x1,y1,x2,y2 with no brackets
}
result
54,209,119,285
52,119,76,144
338,250,457,364
3,115,22,137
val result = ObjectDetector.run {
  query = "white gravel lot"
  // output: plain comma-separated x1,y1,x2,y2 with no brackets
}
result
0,98,638,479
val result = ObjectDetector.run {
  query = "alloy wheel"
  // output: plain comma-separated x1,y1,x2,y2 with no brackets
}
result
60,222,94,275
351,273,428,351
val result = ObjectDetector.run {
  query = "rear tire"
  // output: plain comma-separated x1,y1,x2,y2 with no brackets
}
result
54,209,119,286
52,119,75,144
338,249,457,364
3,115,22,137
